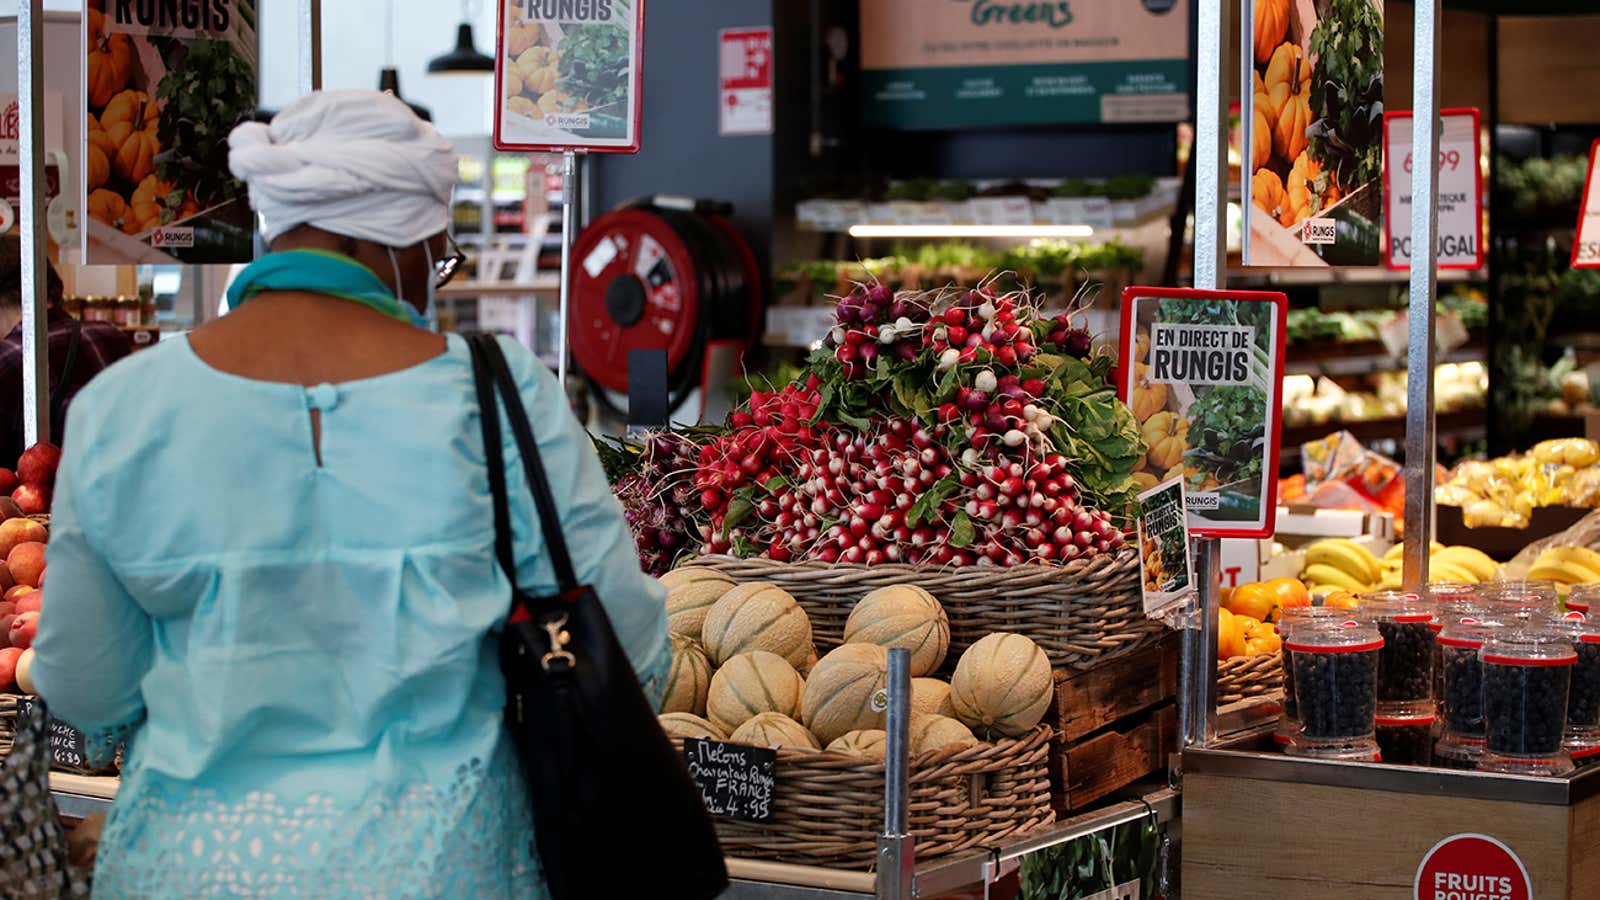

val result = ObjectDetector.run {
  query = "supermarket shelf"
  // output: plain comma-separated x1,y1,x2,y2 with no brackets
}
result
1279,408,1485,454
50,772,118,820
722,786,1177,899
1224,267,1486,287
437,276,561,299
1285,335,1486,375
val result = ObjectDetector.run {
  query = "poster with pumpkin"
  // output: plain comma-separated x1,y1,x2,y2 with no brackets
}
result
493,0,644,154
82,0,256,264
1243,0,1384,267
1119,287,1288,539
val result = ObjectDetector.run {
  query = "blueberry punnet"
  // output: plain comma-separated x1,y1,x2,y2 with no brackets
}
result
1480,630,1576,757
1366,601,1436,707
1287,622,1382,742
1438,621,1495,739
1376,719,1433,766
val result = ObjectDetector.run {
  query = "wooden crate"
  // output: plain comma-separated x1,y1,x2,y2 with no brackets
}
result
1045,635,1179,813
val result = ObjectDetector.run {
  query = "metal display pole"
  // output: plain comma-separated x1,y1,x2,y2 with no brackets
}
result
298,0,322,95
1403,0,1442,590
558,150,578,386
1182,0,1230,751
17,0,47,448
877,648,913,900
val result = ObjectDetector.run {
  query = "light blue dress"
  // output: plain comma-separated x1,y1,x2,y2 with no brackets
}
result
29,332,670,898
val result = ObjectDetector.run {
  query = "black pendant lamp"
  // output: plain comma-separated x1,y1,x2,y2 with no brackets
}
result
428,22,495,74
428,0,495,75
378,68,434,122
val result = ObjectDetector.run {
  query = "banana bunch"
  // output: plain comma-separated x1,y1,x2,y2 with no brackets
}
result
1302,539,1383,594
1528,546,1600,586
1368,542,1499,590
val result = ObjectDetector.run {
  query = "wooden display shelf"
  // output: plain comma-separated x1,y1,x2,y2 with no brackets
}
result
1182,748,1600,899
1046,636,1179,814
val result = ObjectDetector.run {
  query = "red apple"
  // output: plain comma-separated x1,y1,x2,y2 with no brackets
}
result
0,468,18,496
11,483,49,515
0,646,20,690
3,585,32,602
0,617,12,648
13,591,39,616
8,541,46,588
0,518,45,559
9,610,37,650
16,443,60,486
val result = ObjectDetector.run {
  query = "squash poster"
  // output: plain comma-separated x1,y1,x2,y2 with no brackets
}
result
1119,287,1287,539
1243,0,1384,267
493,0,644,154
82,0,257,264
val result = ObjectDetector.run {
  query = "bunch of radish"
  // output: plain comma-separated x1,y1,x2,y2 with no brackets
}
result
822,283,933,380
616,432,705,576
695,378,829,554
926,289,1039,370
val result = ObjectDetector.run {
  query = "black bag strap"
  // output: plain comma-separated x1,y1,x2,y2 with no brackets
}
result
468,334,580,599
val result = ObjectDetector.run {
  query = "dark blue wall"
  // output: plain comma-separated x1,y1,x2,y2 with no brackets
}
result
589,1,776,275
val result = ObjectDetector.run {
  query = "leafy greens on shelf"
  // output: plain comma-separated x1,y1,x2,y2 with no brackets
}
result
1307,0,1384,190
1185,386,1268,488
559,23,630,110
154,40,254,206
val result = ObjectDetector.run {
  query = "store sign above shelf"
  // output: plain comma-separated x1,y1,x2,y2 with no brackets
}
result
493,0,645,154
1574,138,1600,270
1383,109,1484,271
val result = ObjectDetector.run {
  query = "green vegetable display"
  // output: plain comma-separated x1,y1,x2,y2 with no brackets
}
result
559,22,630,110
1185,386,1268,490
1306,0,1384,190
153,39,254,207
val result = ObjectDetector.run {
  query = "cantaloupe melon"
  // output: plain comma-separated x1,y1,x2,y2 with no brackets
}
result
911,677,956,718
701,582,814,669
801,643,889,745
661,633,712,716
843,585,950,676
658,712,727,741
661,568,738,640
949,632,1053,738
730,712,819,750
910,714,980,755
826,729,887,758
706,650,806,735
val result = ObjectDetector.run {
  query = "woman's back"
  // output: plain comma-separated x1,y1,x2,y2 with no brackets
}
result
32,311,669,896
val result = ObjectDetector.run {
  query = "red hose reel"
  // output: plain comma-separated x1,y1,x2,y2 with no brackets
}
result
569,202,762,403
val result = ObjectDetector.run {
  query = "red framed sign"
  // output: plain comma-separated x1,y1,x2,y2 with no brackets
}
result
1383,108,1485,271
493,0,645,154
1118,286,1288,539
1574,138,1600,269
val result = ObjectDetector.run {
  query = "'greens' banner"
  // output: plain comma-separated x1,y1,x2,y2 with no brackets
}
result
860,1,1189,130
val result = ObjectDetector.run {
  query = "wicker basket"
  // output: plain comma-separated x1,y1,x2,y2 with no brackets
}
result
677,727,1055,867
687,551,1162,670
1216,654,1283,705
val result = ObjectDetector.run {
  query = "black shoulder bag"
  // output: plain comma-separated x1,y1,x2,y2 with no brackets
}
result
467,334,727,900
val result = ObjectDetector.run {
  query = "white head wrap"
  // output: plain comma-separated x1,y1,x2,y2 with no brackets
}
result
228,90,458,247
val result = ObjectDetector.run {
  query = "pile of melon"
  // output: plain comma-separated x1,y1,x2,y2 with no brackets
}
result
655,567,1054,759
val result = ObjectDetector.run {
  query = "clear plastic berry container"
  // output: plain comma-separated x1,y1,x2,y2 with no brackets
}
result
1478,628,1576,776
1556,619,1600,762
1439,620,1497,737
1274,606,1361,745
1480,581,1561,622
1567,583,1600,618
1363,595,1437,718
1428,601,1491,716
1375,715,1435,766
1285,620,1382,758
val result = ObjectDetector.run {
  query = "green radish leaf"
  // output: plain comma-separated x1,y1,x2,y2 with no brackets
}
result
950,512,975,548
760,476,788,494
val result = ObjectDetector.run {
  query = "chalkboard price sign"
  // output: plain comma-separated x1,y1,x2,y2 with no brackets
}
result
683,737,776,822
15,696,89,771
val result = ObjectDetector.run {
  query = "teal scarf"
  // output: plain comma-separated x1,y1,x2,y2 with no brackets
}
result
226,249,417,325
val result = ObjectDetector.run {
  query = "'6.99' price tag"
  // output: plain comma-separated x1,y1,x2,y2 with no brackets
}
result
1574,139,1600,270
1383,108,1484,270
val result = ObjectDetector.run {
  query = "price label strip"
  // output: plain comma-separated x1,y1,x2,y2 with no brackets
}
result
1383,108,1484,270
14,696,91,771
682,737,776,822
1574,138,1600,270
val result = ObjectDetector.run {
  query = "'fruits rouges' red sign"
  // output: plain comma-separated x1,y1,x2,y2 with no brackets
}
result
1414,834,1531,900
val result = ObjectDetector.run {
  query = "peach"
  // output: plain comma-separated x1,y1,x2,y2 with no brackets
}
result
0,518,46,559
14,592,39,616
8,610,36,650
0,615,12,648
4,585,33,602
11,483,50,515
0,601,13,619
8,542,46,588
16,443,59,486
0,646,19,690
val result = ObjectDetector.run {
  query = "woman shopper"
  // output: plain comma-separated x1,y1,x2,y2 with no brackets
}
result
28,90,670,896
